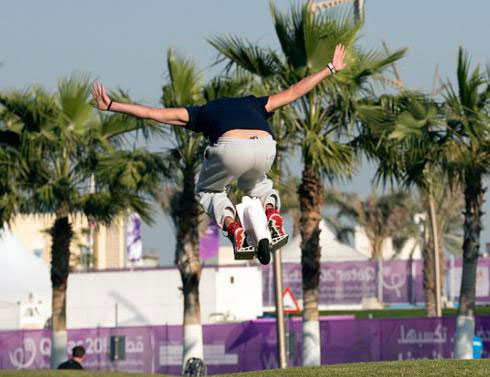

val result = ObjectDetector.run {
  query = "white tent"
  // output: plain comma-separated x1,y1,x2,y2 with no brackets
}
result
0,230,51,329
281,220,370,262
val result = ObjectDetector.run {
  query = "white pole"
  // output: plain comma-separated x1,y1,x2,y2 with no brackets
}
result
89,174,96,269
273,249,287,368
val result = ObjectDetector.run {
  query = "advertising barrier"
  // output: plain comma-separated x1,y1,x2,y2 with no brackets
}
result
1,316,489,374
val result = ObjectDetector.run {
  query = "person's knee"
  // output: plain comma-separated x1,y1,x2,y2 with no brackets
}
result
195,190,235,227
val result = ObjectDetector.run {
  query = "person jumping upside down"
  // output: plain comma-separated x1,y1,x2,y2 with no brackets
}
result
92,44,347,265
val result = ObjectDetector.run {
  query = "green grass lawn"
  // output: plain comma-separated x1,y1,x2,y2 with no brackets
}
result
318,306,490,319
1,360,490,377
263,305,490,319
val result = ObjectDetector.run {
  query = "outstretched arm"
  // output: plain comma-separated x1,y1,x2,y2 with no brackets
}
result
91,82,189,126
265,44,347,113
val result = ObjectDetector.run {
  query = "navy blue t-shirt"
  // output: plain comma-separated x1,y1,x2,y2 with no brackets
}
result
185,96,273,144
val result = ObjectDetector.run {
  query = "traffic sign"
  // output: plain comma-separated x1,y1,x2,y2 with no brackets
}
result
282,288,301,313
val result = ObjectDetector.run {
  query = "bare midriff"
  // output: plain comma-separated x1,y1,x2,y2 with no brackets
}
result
221,129,270,139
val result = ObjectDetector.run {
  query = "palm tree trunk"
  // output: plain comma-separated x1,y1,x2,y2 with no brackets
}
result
371,241,384,304
423,225,437,317
427,246,446,318
436,216,446,302
428,194,443,316
175,171,203,369
371,239,383,260
50,203,73,368
438,239,445,298
423,192,447,317
454,177,485,358
299,164,324,366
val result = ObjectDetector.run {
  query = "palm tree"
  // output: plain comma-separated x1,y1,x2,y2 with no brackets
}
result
357,92,461,316
0,110,23,229
325,189,417,259
209,2,406,365
159,48,206,368
325,188,461,310
443,48,490,358
360,81,477,317
0,75,164,367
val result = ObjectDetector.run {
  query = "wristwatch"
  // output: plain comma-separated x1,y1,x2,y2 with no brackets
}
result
327,62,336,75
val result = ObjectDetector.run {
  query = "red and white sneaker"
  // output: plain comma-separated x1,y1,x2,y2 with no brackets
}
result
226,220,255,260
265,208,289,251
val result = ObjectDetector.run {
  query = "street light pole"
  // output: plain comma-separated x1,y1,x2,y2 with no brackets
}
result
273,249,287,368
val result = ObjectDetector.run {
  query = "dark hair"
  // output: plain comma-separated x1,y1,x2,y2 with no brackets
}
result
72,345,86,358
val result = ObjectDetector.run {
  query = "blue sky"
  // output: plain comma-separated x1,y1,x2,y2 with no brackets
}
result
2,0,490,264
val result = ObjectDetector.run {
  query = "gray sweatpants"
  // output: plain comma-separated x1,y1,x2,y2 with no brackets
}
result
196,136,281,229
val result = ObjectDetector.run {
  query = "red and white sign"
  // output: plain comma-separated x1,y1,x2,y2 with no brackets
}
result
282,288,301,313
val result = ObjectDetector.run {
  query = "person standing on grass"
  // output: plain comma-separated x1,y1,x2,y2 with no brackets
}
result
92,44,347,265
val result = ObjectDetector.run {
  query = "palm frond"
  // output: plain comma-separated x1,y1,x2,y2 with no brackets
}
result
78,190,155,225
345,47,408,89
208,34,282,78
57,73,93,134
95,149,166,193
0,86,57,133
162,48,205,107
203,73,255,101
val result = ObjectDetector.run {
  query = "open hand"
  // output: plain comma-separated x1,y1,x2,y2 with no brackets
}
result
91,82,112,111
332,44,347,72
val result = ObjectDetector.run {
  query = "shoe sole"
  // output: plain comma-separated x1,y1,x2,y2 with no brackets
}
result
270,234,289,252
234,245,256,260
256,238,271,265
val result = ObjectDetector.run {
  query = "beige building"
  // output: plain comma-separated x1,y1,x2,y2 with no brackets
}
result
8,214,126,270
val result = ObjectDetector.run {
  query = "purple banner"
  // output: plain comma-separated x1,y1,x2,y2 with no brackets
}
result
380,318,454,360
2,317,489,373
0,329,50,369
476,316,490,359
262,258,490,307
262,262,377,306
69,327,153,372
